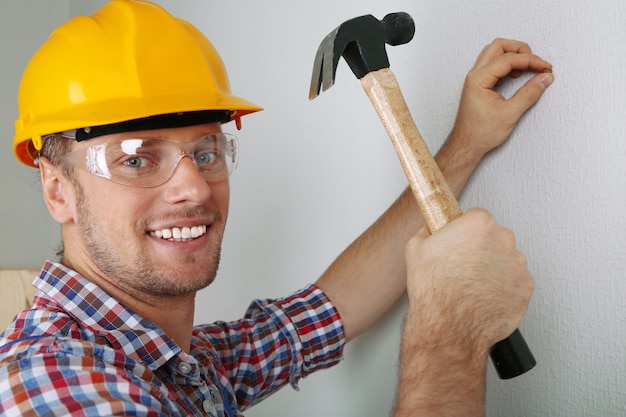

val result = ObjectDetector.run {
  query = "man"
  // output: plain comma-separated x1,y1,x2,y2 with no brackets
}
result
0,1,552,416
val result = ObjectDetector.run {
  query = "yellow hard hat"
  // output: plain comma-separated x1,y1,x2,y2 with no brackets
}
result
14,0,262,168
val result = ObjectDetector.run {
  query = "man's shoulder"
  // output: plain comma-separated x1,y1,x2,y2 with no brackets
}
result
2,304,74,337
0,314,167,417
0,306,101,361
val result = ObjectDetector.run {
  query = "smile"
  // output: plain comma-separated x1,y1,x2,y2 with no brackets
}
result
149,225,208,242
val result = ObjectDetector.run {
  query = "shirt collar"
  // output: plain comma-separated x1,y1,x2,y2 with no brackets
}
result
33,260,181,370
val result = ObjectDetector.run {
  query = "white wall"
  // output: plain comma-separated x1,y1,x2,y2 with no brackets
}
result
1,1,624,416
0,0,69,267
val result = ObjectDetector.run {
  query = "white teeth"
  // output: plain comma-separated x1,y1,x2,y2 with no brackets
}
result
191,226,203,238
150,225,207,241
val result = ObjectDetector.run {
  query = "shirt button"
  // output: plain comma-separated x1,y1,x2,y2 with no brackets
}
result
177,362,192,374
203,399,217,414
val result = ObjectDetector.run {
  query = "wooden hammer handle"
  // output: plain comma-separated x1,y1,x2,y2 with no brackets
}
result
361,68,461,233
360,67,535,379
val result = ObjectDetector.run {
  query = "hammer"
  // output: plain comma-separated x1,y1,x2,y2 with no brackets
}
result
309,12,536,379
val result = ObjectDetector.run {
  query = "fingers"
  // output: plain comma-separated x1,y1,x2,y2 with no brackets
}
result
445,38,553,157
475,49,552,89
495,52,552,80
404,208,535,346
461,38,554,133
473,38,533,68
484,52,554,114
472,38,553,84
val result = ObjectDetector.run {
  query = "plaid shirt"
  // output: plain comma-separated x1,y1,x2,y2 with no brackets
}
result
0,261,345,416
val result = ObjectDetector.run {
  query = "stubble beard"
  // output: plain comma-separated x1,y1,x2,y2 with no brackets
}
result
74,183,224,297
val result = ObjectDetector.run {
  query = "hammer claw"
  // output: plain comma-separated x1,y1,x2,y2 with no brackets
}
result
309,33,339,99
309,13,415,100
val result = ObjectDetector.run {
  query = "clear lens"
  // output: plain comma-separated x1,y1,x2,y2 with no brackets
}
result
66,133,238,188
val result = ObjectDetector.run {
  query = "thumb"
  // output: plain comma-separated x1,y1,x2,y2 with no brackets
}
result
509,70,554,113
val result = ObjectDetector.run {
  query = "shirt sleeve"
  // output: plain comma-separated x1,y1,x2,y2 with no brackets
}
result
193,284,345,410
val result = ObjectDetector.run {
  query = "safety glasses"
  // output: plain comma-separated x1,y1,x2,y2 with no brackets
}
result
63,133,238,188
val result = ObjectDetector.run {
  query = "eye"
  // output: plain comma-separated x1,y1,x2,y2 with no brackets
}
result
112,153,160,178
123,156,148,168
195,150,219,167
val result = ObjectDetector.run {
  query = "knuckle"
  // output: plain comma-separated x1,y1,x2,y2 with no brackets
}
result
469,208,495,227
502,227,517,245
464,63,486,83
514,251,528,270
464,68,478,84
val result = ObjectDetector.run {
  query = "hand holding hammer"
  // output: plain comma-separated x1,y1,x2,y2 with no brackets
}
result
309,13,536,379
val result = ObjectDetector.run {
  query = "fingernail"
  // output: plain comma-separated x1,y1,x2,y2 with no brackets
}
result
539,74,554,88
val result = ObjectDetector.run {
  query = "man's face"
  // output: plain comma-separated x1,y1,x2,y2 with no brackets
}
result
64,123,230,298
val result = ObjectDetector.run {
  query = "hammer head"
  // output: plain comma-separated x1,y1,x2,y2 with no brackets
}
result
309,12,415,100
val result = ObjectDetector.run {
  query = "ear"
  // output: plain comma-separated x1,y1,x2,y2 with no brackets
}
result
39,157,77,224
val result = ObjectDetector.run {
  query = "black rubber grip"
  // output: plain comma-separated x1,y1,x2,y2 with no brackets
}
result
490,328,536,379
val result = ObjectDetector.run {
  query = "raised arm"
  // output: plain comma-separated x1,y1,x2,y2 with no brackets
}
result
315,38,553,342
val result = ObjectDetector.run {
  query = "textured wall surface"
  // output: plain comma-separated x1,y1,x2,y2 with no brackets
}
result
1,1,624,416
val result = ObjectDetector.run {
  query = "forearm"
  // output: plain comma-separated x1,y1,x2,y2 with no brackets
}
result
392,203,534,416
315,186,418,342
391,306,488,417
434,128,485,198
315,129,485,342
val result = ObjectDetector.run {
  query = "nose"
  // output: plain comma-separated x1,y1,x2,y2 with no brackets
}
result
162,155,211,204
